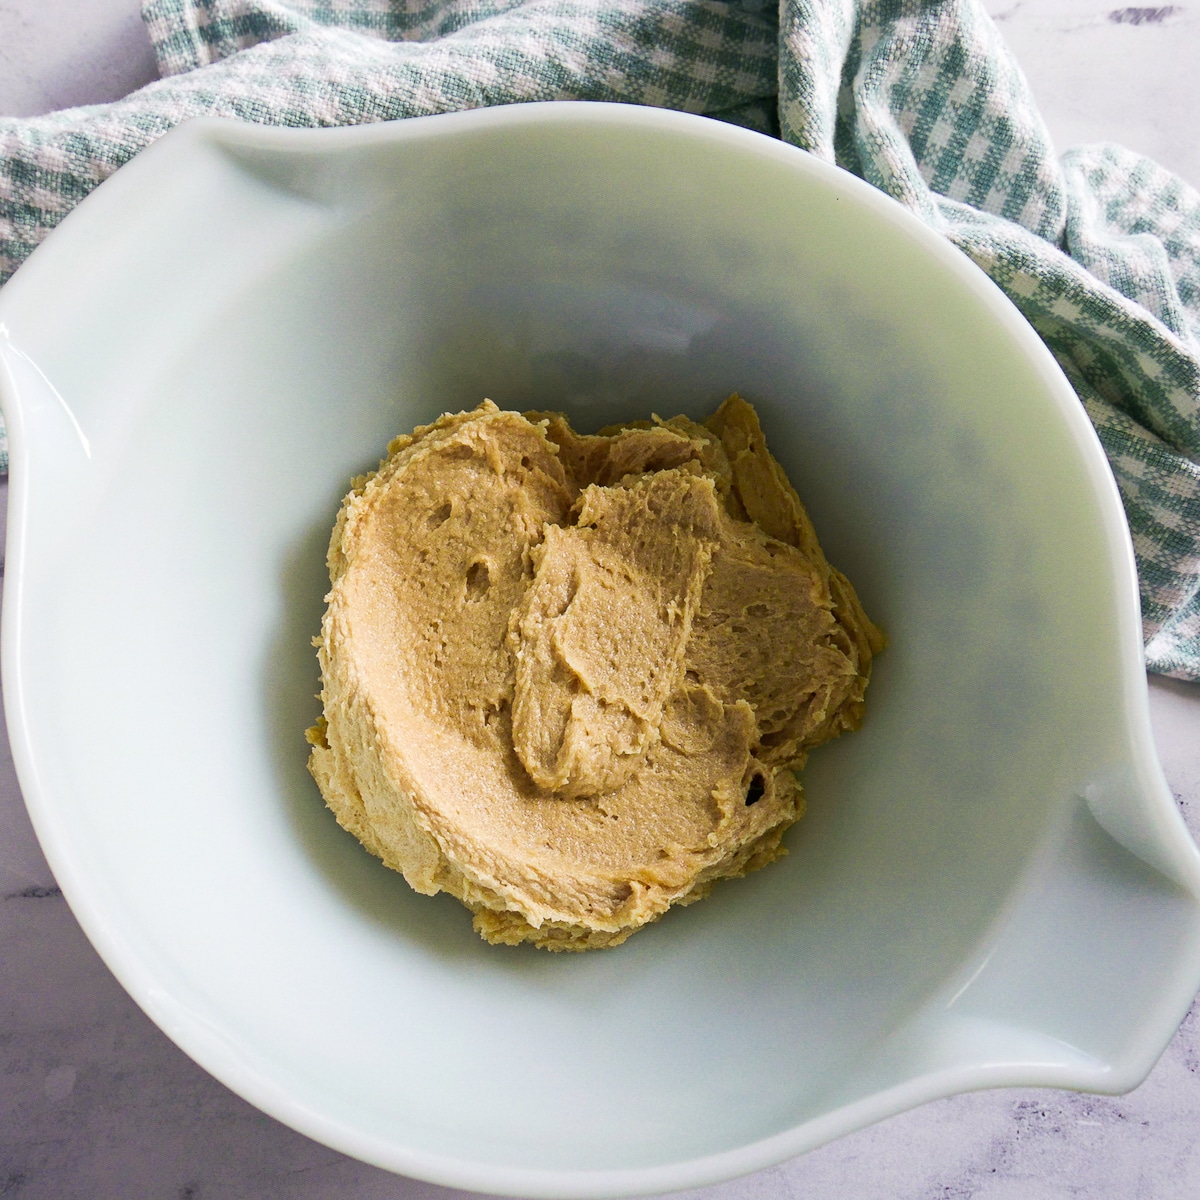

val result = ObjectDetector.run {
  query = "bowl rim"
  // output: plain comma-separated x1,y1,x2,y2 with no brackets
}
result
1,99,1196,1198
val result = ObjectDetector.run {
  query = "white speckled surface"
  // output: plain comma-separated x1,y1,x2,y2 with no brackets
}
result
1,4,1198,1197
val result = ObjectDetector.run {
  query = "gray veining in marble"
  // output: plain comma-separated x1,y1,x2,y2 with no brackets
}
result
1,3,1199,1197
985,0,1200,186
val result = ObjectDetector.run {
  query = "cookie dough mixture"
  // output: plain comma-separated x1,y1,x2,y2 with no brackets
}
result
307,395,883,950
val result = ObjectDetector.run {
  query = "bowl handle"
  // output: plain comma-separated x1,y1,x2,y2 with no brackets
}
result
832,765,1200,1112
955,775,1200,1072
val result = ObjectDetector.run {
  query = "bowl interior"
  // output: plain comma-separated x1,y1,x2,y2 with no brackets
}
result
3,107,1197,1192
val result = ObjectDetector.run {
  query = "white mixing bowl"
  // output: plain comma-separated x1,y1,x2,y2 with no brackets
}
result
2,103,1199,1197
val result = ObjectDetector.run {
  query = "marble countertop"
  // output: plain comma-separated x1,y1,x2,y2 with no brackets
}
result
2,3,1199,1198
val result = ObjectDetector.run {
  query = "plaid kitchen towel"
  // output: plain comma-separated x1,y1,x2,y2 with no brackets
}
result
1,0,1198,678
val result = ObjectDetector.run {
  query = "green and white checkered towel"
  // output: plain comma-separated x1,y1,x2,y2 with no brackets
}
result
2,0,1198,679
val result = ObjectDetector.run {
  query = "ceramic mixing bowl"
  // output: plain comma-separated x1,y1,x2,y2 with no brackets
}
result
2,103,1199,1197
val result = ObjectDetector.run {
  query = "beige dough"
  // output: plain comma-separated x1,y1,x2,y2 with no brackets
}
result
307,395,883,950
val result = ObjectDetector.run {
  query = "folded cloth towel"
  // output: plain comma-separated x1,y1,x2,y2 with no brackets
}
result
1,0,1198,678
